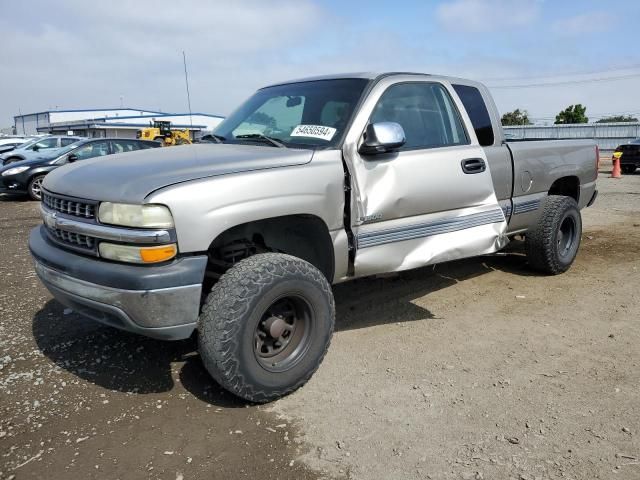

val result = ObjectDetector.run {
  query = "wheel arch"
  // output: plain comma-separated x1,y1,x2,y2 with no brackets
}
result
27,166,56,182
4,154,25,163
206,213,335,282
548,175,580,203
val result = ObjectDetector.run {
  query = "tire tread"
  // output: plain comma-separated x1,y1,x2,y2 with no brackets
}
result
525,195,580,275
198,253,334,403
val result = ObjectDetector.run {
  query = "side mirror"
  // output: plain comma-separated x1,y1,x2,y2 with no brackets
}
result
358,122,405,155
67,153,78,163
32,145,40,151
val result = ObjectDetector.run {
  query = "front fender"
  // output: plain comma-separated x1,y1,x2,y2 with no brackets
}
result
147,150,346,253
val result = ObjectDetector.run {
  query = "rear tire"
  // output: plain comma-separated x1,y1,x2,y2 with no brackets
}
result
621,165,636,174
28,175,46,201
526,195,582,275
198,253,335,403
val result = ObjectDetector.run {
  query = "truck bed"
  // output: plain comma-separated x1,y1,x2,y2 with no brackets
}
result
503,139,598,233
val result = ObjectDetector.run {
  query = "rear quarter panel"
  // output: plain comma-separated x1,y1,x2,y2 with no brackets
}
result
506,139,597,232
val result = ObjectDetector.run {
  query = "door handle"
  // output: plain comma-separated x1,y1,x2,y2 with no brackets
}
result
461,158,486,174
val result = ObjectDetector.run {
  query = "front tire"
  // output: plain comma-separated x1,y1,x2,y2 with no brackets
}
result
198,253,335,403
28,175,46,201
526,195,582,274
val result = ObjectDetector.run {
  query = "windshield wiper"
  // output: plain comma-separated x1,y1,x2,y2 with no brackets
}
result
235,133,287,148
200,134,225,144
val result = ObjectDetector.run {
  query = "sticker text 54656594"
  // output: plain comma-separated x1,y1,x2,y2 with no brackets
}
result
290,125,337,141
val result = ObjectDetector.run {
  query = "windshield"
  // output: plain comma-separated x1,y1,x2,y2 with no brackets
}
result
213,79,370,149
17,137,46,150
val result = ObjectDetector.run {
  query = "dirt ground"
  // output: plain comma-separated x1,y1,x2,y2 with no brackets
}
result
1,168,639,480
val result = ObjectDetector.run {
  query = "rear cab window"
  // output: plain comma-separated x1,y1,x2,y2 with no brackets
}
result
452,84,495,147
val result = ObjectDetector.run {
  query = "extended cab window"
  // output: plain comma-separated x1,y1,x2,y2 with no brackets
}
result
370,82,468,150
452,84,495,146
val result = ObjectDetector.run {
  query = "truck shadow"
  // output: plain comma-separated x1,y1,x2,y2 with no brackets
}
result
31,240,532,406
333,240,532,331
31,301,244,407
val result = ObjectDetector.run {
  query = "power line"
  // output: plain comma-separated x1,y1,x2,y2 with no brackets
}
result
488,72,640,89
482,64,640,82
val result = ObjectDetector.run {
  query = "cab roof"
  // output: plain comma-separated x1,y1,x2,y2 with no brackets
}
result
263,72,485,90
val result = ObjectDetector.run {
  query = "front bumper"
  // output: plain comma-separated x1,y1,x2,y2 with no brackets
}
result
29,226,207,340
620,159,640,167
0,175,28,194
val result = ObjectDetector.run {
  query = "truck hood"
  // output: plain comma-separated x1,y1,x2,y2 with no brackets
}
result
43,143,315,203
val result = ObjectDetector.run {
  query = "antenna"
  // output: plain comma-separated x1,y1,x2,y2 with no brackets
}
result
182,51,194,132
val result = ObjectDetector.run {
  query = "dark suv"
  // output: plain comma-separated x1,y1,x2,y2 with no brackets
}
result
0,138,160,200
615,138,640,174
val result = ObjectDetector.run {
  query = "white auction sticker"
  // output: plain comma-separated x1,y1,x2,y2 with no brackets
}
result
290,125,337,141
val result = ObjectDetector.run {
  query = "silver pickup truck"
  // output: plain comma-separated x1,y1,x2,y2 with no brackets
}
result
29,72,598,402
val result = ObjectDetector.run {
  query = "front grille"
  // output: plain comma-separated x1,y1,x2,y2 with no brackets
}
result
42,192,96,219
47,227,97,253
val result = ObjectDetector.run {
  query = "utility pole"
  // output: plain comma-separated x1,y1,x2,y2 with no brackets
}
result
183,51,194,132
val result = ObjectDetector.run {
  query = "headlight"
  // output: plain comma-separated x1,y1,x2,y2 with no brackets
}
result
1,166,29,176
99,243,177,264
98,202,174,228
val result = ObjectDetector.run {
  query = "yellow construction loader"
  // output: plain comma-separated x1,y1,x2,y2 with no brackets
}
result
137,120,192,146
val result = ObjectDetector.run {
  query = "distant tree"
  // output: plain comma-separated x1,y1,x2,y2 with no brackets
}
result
595,115,638,123
555,104,588,124
501,109,531,126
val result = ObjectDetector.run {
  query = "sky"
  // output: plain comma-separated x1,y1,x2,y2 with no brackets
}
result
0,0,639,127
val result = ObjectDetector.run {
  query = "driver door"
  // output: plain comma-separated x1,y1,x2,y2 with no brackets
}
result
343,78,507,277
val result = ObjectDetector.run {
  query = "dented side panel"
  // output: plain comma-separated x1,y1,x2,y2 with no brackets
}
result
353,201,508,277
342,75,508,277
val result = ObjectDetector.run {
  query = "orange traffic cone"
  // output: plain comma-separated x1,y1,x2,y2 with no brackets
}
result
611,152,622,178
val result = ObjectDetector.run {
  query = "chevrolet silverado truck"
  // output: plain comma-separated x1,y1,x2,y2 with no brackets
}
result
29,73,598,402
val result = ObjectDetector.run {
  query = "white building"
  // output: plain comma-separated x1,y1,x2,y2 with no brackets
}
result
14,108,224,139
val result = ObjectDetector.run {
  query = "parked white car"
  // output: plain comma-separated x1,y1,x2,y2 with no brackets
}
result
0,137,30,154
